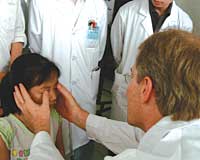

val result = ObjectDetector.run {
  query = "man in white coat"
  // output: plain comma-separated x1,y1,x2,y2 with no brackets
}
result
0,0,26,74
14,29,200,160
28,0,107,159
110,0,193,122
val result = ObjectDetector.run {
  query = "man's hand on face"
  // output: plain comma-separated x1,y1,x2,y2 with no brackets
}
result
56,83,89,130
13,83,50,134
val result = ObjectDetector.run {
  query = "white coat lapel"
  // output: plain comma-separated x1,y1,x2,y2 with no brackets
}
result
139,0,153,36
73,0,85,28
54,0,85,30
160,1,178,30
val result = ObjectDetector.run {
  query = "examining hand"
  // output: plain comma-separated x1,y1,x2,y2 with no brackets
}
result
56,83,89,130
13,83,50,134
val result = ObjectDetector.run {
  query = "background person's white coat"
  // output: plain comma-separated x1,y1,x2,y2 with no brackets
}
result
0,0,26,72
28,0,107,155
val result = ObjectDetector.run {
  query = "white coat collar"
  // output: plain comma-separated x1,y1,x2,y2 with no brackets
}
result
139,0,178,35
160,1,179,30
139,0,176,18
139,0,149,17
139,0,153,36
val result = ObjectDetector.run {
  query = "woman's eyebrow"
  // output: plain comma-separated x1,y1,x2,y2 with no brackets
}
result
43,81,58,89
43,86,51,89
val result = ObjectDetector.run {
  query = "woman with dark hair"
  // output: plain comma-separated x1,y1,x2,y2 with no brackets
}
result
0,53,65,160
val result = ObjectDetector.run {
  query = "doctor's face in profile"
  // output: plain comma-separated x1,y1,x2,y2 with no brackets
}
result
29,72,58,108
151,0,173,8
126,66,142,127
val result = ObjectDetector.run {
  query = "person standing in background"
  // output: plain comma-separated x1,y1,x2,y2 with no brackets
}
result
110,0,193,122
0,0,26,75
28,0,107,159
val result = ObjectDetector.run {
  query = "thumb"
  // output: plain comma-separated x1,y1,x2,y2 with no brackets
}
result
42,91,50,109
57,83,78,108
57,83,72,98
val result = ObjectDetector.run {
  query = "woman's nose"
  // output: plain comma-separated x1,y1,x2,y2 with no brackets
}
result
49,89,57,102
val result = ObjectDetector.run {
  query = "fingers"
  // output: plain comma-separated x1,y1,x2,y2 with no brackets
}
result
13,91,24,112
18,83,32,102
57,83,71,97
13,85,25,112
14,85,24,104
42,91,50,109
57,83,79,108
13,83,31,112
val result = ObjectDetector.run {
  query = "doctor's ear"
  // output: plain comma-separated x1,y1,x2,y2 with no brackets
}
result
140,76,153,102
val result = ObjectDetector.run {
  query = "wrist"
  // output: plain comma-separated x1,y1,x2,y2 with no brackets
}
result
74,107,89,130
33,116,50,134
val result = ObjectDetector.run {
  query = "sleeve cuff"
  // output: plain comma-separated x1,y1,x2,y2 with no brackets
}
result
13,34,27,48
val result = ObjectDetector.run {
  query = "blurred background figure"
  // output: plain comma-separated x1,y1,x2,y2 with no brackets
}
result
0,0,26,74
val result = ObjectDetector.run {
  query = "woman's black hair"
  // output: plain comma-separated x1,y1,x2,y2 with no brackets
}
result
0,53,60,116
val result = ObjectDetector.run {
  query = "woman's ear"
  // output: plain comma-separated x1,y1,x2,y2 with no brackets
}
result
140,76,153,102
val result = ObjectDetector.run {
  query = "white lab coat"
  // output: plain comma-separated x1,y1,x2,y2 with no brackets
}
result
20,0,30,27
29,115,200,160
87,115,200,160
29,131,65,160
110,0,193,122
0,0,26,72
28,0,107,153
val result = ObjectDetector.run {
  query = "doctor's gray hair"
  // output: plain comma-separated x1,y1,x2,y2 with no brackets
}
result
135,29,200,121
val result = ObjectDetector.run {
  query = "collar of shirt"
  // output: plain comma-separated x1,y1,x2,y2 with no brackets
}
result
149,0,173,32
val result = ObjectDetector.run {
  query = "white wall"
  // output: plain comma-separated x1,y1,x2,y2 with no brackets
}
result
176,0,200,35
